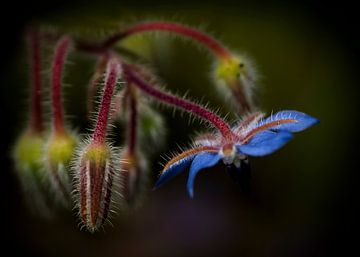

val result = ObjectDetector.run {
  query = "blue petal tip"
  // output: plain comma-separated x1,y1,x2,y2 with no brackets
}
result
261,110,320,133
188,189,194,198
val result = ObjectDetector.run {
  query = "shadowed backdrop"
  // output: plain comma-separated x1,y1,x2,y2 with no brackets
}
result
1,1,358,257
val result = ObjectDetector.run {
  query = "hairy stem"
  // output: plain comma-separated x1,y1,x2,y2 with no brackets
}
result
28,28,43,133
123,64,234,140
102,21,232,60
92,58,121,144
51,36,72,134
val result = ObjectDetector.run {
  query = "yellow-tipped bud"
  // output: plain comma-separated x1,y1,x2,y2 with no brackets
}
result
45,131,77,205
14,131,45,173
216,57,244,84
47,132,77,165
13,131,52,217
74,141,119,232
214,55,257,112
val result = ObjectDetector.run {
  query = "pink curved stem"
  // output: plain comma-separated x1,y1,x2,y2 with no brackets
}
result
123,64,234,140
102,21,232,60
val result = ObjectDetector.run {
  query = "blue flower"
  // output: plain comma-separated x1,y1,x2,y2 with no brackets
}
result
154,110,319,198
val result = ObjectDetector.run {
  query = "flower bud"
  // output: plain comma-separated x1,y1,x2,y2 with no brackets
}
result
120,150,148,207
13,131,52,216
214,55,257,113
45,131,77,206
74,141,118,232
14,132,44,172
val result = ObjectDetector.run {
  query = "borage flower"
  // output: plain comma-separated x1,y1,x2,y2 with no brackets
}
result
155,110,319,198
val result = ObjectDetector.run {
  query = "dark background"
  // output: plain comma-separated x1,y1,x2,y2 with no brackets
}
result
1,1,359,257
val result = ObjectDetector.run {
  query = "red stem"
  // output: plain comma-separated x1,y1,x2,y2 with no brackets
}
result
28,29,43,133
123,64,234,140
102,22,232,60
51,36,72,134
92,58,121,144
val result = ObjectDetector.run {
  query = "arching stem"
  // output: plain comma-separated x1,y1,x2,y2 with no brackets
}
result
123,64,235,140
102,21,232,60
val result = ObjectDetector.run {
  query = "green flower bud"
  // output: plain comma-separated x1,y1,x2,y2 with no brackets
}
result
45,131,77,206
13,131,52,217
214,55,257,113
14,131,44,172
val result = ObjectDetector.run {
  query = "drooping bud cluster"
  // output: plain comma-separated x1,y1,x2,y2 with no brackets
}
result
12,21,318,232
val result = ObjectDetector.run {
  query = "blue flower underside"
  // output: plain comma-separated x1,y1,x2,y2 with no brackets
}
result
187,152,221,198
260,110,319,132
155,155,195,189
237,130,293,157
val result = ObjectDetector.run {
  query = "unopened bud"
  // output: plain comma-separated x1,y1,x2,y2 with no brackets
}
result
14,131,44,172
13,131,52,216
74,142,119,232
45,131,77,205
214,55,257,113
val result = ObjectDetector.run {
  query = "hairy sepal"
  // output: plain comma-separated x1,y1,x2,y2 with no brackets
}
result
213,54,258,112
45,131,78,206
73,140,120,232
13,131,52,217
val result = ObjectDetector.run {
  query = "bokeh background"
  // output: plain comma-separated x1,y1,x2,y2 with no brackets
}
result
1,1,359,257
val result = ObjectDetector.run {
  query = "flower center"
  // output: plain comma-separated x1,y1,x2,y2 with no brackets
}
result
220,143,237,165
220,143,247,167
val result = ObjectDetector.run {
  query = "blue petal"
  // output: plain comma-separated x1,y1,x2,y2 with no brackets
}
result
236,130,293,157
154,155,195,189
259,110,319,132
186,152,221,198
